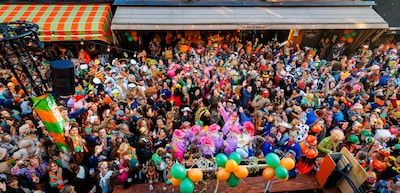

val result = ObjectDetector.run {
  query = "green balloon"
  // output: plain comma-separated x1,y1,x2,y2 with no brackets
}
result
127,36,133,42
265,153,280,169
171,163,187,179
215,153,228,167
123,32,130,37
344,33,351,39
226,174,240,187
351,31,357,37
275,166,289,179
152,153,162,164
179,177,194,193
228,152,242,164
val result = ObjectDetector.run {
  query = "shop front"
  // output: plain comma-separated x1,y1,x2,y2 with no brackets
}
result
111,1,388,53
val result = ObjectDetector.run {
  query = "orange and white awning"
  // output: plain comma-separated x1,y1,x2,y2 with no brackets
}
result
0,3,112,43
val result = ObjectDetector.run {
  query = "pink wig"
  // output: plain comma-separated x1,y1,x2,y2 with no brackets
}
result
167,70,176,79
208,124,221,133
173,129,185,139
243,121,255,136
200,136,214,146
191,125,202,135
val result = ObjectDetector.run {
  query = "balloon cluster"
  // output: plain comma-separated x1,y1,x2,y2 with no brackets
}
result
340,30,357,44
170,163,203,193
123,31,138,42
262,153,295,181
215,152,249,188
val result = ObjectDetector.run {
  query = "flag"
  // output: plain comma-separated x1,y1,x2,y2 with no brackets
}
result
32,94,68,151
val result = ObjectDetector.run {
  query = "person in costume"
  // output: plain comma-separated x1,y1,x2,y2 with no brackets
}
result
224,125,241,155
64,123,87,164
297,135,319,175
45,161,73,193
318,129,345,154
97,161,114,193
219,101,241,136
11,155,47,190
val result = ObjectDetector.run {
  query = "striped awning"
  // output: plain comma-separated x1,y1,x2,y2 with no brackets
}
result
0,4,112,43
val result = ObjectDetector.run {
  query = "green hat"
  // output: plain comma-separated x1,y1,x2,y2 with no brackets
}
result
365,137,374,145
105,65,112,71
361,130,372,137
320,59,327,66
347,134,360,144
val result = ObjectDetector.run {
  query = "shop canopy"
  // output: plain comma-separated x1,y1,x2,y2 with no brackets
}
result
0,3,112,43
111,6,388,31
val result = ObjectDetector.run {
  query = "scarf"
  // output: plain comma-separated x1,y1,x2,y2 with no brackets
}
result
71,136,83,152
49,168,64,190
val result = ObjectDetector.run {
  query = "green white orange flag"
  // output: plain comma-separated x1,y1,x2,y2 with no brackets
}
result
32,94,69,151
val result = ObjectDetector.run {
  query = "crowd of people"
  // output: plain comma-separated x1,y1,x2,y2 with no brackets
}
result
0,31,400,193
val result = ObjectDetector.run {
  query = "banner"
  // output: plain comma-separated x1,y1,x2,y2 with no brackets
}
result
32,94,68,151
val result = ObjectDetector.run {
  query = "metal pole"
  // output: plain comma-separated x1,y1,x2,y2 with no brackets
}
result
264,180,272,193
192,164,269,172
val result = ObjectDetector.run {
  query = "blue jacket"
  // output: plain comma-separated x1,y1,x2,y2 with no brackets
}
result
263,122,274,136
333,111,345,122
240,89,252,107
305,110,317,126
261,142,274,156
279,142,302,161
240,112,253,125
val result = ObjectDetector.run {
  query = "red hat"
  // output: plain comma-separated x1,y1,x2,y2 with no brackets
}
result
263,90,270,97
260,65,268,71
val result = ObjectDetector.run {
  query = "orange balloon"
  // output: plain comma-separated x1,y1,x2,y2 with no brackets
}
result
130,31,137,36
216,169,231,181
347,37,354,44
170,177,181,187
188,169,203,183
180,45,190,53
280,157,295,170
233,166,249,179
340,36,346,42
262,167,275,181
225,160,239,172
